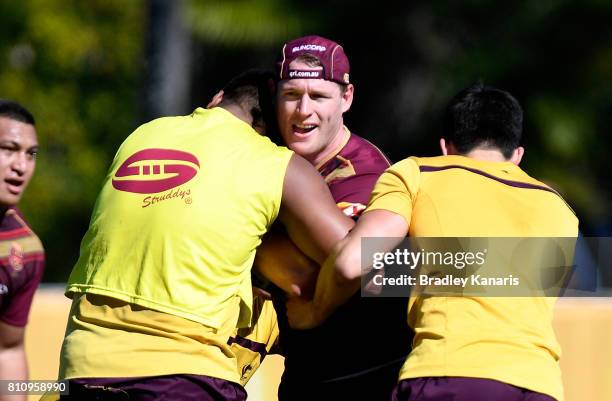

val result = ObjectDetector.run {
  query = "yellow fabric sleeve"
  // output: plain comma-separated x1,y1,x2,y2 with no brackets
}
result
365,157,420,225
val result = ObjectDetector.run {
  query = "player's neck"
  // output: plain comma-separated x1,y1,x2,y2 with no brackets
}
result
220,103,254,128
463,148,509,163
312,126,349,167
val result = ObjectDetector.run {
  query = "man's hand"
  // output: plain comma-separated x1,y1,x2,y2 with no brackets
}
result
0,321,27,401
286,297,320,330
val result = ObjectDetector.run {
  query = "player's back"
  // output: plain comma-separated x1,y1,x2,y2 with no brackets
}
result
407,155,576,237
381,155,578,401
67,107,293,330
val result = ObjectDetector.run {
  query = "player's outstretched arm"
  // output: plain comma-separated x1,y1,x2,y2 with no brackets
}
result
287,209,408,329
278,154,354,266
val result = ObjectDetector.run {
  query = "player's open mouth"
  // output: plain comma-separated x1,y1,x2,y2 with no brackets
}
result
293,123,317,135
5,179,24,195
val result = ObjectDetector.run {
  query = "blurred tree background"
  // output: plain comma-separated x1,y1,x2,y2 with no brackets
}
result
0,0,610,282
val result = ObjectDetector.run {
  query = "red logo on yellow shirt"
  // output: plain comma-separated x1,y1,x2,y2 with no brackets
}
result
112,149,200,194
9,242,24,272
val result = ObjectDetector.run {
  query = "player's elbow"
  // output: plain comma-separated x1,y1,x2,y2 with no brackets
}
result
334,243,362,283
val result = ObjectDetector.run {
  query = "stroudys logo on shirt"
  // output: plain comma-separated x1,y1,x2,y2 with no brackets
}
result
111,149,200,208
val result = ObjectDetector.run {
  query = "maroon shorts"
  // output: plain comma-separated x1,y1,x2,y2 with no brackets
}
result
60,374,246,401
392,377,556,401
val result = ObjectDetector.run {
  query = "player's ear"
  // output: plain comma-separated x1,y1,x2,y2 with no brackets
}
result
510,146,524,165
440,138,449,155
440,138,459,156
340,84,354,113
207,90,224,109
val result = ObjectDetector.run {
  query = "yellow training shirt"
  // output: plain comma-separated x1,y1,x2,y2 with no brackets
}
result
60,293,243,382
66,107,293,330
366,155,578,401
229,297,280,385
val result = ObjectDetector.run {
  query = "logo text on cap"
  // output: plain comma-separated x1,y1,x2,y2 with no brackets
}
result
288,70,322,78
292,44,326,53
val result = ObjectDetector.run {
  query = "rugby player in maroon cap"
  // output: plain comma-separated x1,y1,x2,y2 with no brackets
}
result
234,35,413,401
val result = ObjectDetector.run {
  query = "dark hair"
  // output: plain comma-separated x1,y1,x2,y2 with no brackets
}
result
442,82,522,159
295,53,322,68
0,99,35,126
220,69,279,141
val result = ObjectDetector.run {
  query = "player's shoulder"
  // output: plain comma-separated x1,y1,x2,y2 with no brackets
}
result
408,155,455,168
387,156,421,173
0,209,45,287
514,167,578,219
0,208,44,250
341,132,391,171
2,208,34,233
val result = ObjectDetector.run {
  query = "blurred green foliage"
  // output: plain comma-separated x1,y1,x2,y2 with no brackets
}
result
420,0,612,227
187,0,311,46
0,0,144,280
0,0,610,282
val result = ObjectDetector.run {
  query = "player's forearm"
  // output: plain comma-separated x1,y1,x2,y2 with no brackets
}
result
280,154,355,265
310,238,361,324
0,344,28,401
0,344,27,379
309,210,409,324
281,207,353,265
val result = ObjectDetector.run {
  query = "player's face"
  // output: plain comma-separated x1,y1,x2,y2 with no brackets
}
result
0,117,38,208
276,61,353,165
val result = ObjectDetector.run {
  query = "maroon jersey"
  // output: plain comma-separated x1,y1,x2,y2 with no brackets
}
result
0,208,45,327
318,132,391,212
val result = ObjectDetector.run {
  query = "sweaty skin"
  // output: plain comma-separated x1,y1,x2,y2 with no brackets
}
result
278,154,354,266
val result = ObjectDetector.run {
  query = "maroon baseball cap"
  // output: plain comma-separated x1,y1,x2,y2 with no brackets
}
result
277,35,350,85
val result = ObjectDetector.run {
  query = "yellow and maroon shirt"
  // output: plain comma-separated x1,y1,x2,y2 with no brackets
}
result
66,107,292,330
318,127,391,215
61,107,293,383
0,208,45,327
367,155,579,401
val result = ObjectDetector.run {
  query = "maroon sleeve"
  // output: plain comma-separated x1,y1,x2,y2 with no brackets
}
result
326,134,391,205
328,171,384,205
0,256,45,327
